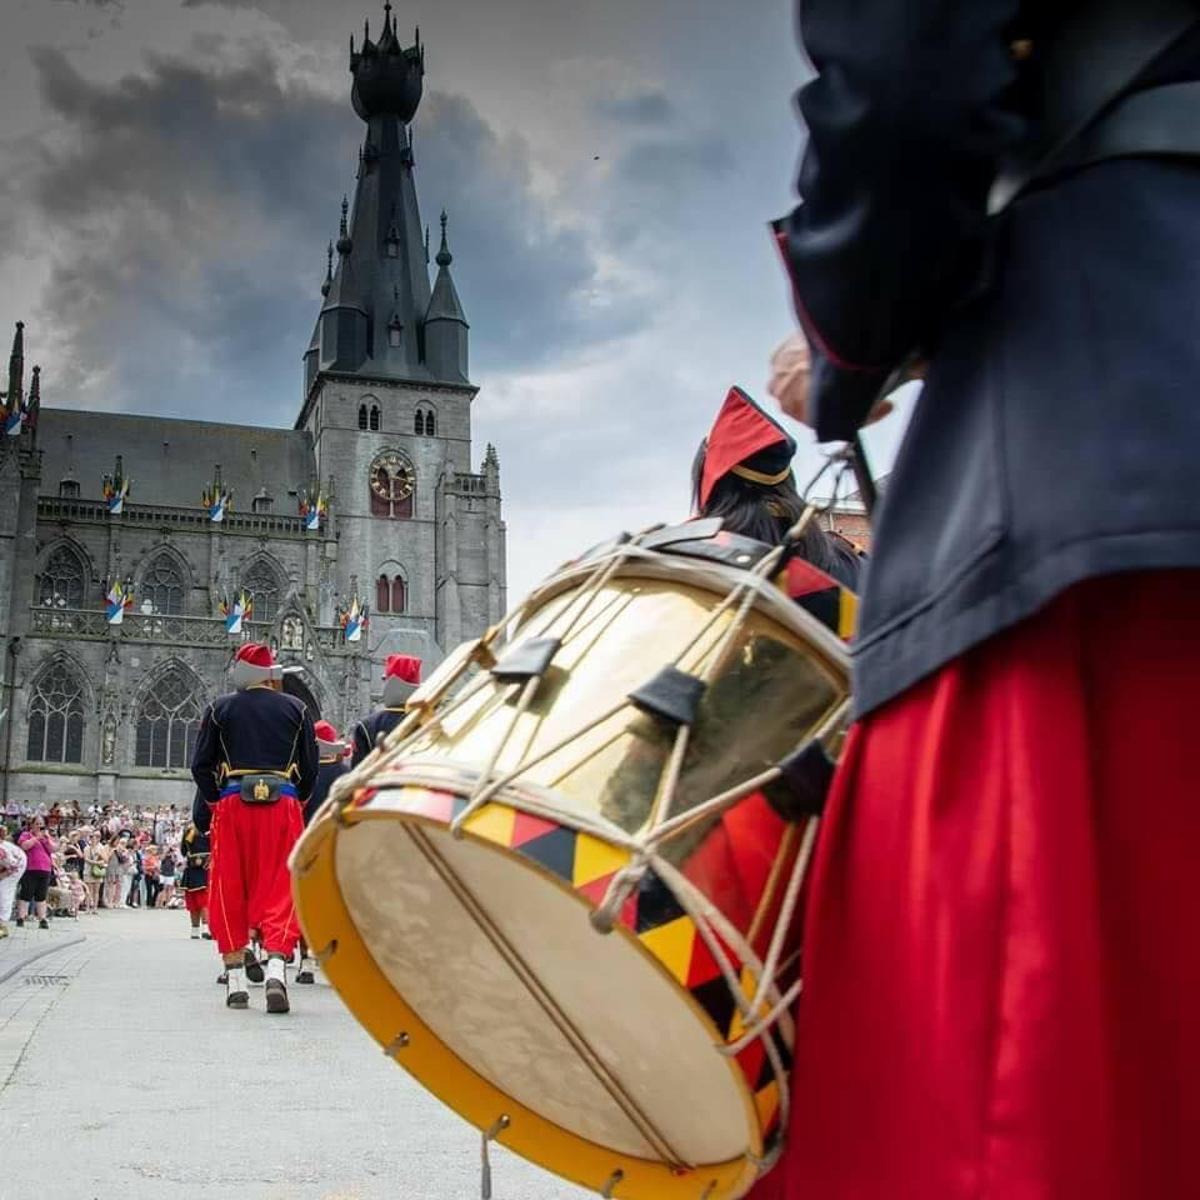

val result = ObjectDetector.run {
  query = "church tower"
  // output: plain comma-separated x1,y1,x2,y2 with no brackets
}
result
296,4,505,688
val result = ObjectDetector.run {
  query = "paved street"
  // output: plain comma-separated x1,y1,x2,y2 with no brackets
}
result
0,909,590,1200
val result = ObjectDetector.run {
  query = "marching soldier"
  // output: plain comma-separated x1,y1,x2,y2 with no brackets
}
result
179,815,212,940
191,642,318,1014
350,654,421,767
294,720,350,985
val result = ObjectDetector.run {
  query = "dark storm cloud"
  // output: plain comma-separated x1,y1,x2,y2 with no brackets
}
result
596,90,674,126
24,40,626,423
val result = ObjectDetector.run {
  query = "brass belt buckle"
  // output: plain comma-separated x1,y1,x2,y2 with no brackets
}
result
253,779,270,802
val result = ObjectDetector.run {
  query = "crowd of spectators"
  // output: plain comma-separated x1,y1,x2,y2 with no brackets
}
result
0,801,189,935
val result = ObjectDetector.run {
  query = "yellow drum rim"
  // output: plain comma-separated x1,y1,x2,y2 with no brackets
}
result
293,807,764,1200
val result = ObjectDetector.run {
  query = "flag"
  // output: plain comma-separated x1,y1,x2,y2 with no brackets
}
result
3,406,22,437
299,486,328,532
218,590,253,635
340,596,368,643
102,461,131,515
105,580,134,625
202,478,232,523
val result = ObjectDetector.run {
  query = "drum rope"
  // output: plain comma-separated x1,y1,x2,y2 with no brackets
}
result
404,823,689,1169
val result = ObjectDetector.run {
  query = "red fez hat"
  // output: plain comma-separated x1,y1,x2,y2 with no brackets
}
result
313,719,348,758
231,641,281,689
384,654,422,685
696,386,797,510
382,653,422,706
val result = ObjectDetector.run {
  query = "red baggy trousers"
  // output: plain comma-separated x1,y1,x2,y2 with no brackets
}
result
208,795,303,958
750,570,1200,1199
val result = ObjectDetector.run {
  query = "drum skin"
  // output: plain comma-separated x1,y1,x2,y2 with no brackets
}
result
292,556,848,1199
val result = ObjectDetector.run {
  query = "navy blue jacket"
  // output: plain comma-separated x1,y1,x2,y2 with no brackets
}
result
778,2,1200,715
191,687,319,830
179,825,210,891
305,757,350,825
351,707,406,768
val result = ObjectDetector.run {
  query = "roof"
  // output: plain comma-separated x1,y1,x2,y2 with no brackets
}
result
38,409,315,508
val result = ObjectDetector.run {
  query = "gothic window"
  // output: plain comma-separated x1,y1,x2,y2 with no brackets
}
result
368,450,415,520
369,405,381,432
414,411,425,436
142,552,186,616
415,406,436,437
241,560,282,622
280,615,305,651
375,573,407,614
135,668,204,769
26,661,86,764
358,404,368,431
38,545,86,609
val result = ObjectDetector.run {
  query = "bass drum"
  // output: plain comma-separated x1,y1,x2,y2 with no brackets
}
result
292,526,852,1198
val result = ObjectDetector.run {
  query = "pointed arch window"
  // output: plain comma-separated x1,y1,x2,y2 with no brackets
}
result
376,574,390,613
369,405,381,432
391,575,407,613
26,661,86,764
415,407,436,437
39,545,86,609
358,404,368,431
135,667,204,768
241,560,282,622
142,552,186,616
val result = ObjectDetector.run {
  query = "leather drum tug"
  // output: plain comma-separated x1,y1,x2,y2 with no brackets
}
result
290,520,851,1199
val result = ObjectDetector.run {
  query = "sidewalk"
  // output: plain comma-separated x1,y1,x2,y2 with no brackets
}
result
0,908,589,1199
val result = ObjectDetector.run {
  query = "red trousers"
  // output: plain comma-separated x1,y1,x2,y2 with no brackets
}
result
209,795,303,957
752,571,1200,1199
183,887,208,915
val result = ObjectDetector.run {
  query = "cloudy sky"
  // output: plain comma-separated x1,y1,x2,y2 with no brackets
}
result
0,0,915,601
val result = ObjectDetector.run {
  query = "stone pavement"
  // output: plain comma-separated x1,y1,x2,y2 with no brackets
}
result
0,908,591,1200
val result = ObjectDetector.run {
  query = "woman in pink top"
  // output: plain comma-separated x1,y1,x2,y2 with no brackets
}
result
16,817,54,929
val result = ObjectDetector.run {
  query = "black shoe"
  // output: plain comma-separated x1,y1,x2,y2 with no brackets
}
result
243,949,265,984
295,968,315,984
226,986,249,1010
15,919,23,928
216,970,228,985
38,919,49,930
201,930,213,940
265,978,290,1014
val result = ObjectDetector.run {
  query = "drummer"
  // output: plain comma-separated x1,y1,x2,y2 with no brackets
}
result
692,386,861,589
350,655,421,767
179,815,211,941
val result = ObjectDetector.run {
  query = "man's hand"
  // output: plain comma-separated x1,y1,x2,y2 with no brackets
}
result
768,331,897,431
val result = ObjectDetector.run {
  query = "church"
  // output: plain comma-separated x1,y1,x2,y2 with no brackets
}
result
0,8,506,811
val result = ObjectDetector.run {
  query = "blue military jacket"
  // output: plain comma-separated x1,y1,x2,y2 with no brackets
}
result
777,1,1200,715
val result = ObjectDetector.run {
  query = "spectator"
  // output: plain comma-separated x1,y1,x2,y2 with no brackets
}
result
103,836,125,909
0,825,27,937
142,845,161,908
157,847,178,909
16,817,55,929
127,842,144,908
82,832,106,915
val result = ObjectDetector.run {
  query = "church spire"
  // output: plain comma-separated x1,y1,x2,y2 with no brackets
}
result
424,212,469,383
6,321,24,411
307,6,469,395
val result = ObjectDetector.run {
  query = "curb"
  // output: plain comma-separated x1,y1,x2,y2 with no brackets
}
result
0,934,86,986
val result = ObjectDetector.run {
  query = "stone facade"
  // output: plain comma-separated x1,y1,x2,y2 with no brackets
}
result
0,10,505,810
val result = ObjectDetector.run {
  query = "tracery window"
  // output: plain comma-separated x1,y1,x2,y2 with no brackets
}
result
241,560,282,622
142,552,185,616
135,668,204,769
26,661,86,764
39,545,86,609
369,450,415,520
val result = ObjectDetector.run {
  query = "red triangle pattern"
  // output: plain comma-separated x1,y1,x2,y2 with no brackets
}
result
685,929,723,989
575,872,638,930
509,810,560,848
351,787,377,809
736,1039,767,1092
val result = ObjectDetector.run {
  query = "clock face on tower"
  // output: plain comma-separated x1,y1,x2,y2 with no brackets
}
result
369,449,415,519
